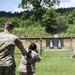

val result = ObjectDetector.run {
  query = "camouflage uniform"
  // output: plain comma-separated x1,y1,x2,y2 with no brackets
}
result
0,31,27,75
18,49,41,75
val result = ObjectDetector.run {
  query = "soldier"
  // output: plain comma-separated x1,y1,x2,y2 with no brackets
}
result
18,43,41,75
0,22,27,75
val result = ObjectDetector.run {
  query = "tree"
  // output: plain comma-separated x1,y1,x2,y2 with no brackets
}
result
56,15,68,33
19,0,60,9
67,9,75,24
0,17,7,28
21,12,28,20
42,8,57,34
19,0,60,21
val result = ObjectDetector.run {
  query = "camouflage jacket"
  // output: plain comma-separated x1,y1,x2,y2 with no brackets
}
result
18,49,41,73
0,31,27,66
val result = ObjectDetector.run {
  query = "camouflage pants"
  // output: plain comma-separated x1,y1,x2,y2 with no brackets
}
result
19,72,35,75
0,66,15,75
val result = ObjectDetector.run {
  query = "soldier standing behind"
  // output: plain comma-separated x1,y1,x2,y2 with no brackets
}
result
0,22,27,75
18,43,41,75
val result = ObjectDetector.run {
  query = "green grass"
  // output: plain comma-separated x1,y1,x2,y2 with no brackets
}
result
15,50,75,75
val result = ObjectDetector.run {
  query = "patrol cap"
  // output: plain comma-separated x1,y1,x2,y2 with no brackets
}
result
4,22,14,30
29,43,37,50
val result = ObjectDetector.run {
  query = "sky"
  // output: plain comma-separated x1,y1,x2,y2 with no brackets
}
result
57,0,75,8
0,0,75,13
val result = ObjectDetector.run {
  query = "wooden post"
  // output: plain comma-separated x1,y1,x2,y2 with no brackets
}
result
70,37,72,59
40,38,42,56
73,49,75,57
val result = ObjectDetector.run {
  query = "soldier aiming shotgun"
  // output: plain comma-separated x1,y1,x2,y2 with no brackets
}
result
18,42,41,75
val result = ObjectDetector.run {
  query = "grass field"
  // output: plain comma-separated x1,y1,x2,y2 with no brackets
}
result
15,50,75,75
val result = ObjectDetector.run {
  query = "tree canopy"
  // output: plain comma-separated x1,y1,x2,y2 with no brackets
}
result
19,0,60,9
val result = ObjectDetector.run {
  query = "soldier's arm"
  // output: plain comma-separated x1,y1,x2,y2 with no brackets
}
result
34,54,41,62
15,38,27,56
31,51,41,62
